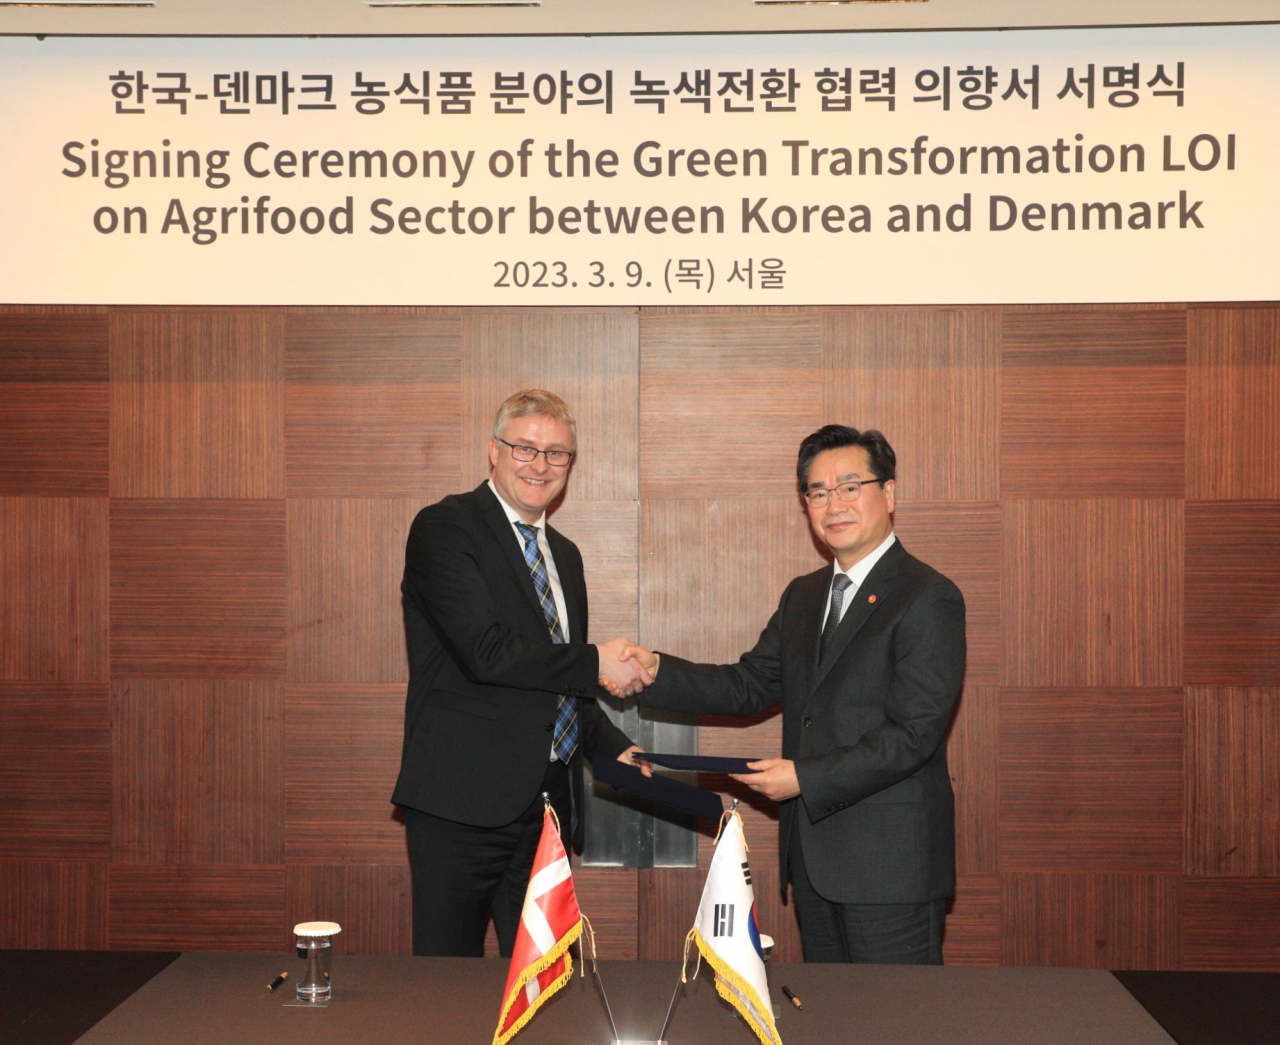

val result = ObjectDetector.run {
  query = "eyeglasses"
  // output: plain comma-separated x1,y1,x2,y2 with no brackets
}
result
498,438,574,468
802,478,882,507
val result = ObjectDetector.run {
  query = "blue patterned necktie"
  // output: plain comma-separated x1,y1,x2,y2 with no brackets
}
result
514,522,578,763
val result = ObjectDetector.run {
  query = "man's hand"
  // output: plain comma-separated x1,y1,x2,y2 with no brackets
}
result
620,643,659,676
730,758,801,802
596,637,653,698
617,744,654,778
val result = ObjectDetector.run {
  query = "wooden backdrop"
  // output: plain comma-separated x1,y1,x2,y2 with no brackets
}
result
1,302,1278,969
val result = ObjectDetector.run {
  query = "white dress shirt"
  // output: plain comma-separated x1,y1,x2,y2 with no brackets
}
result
821,532,898,626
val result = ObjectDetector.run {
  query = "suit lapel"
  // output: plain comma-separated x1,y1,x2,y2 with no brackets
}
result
810,540,906,693
794,568,830,696
475,482,547,623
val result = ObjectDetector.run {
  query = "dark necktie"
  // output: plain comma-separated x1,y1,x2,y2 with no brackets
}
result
514,522,578,763
818,573,854,665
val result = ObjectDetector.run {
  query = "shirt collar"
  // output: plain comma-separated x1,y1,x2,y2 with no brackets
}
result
834,531,897,591
487,479,546,532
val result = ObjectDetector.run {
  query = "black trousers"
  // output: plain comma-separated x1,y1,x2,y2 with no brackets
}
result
404,759,571,957
789,828,946,965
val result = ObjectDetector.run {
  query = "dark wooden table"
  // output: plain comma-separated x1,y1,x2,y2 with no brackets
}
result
1,951,1274,1045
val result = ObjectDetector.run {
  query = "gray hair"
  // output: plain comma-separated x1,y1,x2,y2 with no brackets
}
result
491,389,577,445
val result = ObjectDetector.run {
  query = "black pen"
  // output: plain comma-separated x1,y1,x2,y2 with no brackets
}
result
781,985,803,1010
267,971,289,993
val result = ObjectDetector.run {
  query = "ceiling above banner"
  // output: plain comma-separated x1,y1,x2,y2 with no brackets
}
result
0,0,1277,39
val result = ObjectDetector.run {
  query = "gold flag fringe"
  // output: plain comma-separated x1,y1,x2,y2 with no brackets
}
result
491,916,584,1045
685,927,782,1045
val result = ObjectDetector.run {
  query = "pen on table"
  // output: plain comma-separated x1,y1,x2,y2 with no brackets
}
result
781,985,803,1011
267,971,289,993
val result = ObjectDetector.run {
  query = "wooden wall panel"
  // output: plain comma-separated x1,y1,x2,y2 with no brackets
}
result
1001,310,1186,498
0,862,108,949
999,689,1183,872
110,310,284,498
641,498,819,662
821,308,1000,501
1187,307,1280,500
284,683,407,864
637,867,703,960
287,864,412,956
111,680,283,864
641,308,821,498
0,683,110,860
1003,499,1182,687
1181,878,1280,971
284,312,462,498
1002,873,1180,970
547,501,640,643
287,499,418,683
1185,501,1280,686
0,314,109,496
947,685,999,875
110,499,287,678
1185,688,1280,876
109,865,286,951
573,868,640,960
462,308,639,502
944,874,1002,966
0,498,109,681
893,502,1001,684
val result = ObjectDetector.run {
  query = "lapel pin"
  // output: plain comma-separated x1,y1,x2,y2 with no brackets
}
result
867,594,877,603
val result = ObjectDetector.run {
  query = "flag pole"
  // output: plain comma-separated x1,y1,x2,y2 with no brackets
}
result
655,971,684,1045
580,916,622,1044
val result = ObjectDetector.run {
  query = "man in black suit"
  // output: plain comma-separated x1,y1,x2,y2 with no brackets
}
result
623,425,965,964
392,389,651,957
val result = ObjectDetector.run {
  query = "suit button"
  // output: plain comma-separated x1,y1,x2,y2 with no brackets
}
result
545,723,553,733
803,717,813,728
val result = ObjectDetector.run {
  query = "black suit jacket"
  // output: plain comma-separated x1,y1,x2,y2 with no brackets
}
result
392,482,632,845
642,540,965,904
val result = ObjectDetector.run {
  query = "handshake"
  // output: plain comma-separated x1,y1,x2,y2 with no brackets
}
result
594,637,659,698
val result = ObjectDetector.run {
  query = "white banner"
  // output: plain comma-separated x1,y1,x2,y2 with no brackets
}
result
0,26,1275,304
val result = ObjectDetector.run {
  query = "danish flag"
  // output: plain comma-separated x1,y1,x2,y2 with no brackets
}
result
492,803,584,1045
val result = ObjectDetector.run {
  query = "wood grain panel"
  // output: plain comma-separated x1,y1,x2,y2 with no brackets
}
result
112,680,283,864
285,683,407,864
999,689,1183,872
947,685,999,875
1185,501,1280,686
641,497,821,662
287,864,412,956
1181,877,1280,971
546,501,640,643
0,314,109,495
110,499,287,678
110,310,284,498
1185,688,1280,875
821,308,1000,501
1002,310,1186,498
1002,873,1180,969
0,497,109,681
287,499,419,682
640,308,821,498
894,502,1001,684
637,867,704,960
0,862,108,949
944,874,1001,966
574,868,640,960
1187,308,1280,499
0,683,110,860
462,308,639,502
1003,499,1182,687
108,865,286,951
285,312,461,498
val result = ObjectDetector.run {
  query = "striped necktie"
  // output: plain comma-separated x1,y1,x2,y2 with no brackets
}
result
818,573,854,665
514,522,578,762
